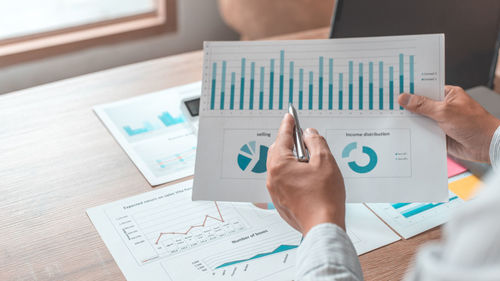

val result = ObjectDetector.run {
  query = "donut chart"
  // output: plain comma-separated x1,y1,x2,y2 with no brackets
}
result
342,142,378,174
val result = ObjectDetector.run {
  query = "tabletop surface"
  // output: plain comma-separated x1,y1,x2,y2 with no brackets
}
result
0,27,441,281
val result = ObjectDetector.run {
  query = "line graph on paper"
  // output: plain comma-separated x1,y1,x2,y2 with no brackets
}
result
104,188,249,266
154,201,226,244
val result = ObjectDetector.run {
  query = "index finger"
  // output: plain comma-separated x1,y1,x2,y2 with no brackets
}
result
274,113,295,152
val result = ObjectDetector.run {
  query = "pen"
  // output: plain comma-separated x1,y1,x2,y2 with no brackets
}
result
288,103,309,162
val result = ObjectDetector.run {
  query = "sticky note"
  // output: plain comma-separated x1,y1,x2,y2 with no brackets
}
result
448,175,481,200
447,157,467,178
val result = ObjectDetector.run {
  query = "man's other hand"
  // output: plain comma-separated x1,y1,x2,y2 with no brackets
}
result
399,85,500,163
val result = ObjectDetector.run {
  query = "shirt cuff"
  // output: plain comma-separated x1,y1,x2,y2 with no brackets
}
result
489,125,500,170
296,223,363,281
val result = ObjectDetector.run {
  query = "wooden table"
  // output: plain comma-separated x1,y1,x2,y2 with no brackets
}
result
0,27,441,281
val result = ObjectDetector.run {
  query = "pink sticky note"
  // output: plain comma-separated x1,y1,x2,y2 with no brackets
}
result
447,157,467,178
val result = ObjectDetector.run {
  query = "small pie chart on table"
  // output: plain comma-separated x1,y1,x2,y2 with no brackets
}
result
237,141,269,173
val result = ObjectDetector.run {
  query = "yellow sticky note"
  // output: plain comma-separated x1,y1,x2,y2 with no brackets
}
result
448,175,481,201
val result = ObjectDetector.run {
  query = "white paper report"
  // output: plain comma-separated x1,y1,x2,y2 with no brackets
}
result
193,34,447,203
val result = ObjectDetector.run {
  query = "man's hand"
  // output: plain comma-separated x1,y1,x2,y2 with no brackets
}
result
399,85,500,163
266,114,346,236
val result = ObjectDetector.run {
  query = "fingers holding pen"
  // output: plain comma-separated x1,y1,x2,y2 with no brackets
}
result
303,128,333,165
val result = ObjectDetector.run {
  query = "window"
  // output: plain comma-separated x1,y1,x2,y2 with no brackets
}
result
0,0,176,66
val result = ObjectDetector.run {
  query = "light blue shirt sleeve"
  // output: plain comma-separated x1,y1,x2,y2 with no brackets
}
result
296,223,363,281
489,125,500,170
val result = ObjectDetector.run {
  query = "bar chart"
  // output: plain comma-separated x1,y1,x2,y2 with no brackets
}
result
391,195,459,218
203,39,421,116
95,82,201,185
367,189,464,239
194,35,447,203
123,111,185,137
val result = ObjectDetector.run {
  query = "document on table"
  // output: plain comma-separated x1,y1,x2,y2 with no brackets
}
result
346,204,400,254
193,34,447,203
366,172,479,239
447,157,467,178
94,82,200,185
87,180,400,281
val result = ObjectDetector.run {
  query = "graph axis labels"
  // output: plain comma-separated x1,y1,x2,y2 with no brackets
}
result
104,209,159,267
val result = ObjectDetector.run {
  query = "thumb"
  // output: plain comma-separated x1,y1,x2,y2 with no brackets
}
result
398,93,441,120
303,128,332,163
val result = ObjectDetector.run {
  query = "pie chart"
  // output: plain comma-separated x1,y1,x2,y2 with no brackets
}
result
237,141,268,173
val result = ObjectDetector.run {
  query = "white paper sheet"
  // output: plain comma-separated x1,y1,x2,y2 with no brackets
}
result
346,204,401,254
94,82,201,185
87,181,400,281
366,173,470,239
193,35,447,203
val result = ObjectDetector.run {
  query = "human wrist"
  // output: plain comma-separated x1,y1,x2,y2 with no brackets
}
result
300,206,345,236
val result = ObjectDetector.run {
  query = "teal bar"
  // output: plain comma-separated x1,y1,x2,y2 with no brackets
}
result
269,59,274,109
279,50,284,109
379,62,383,110
359,62,363,110
389,66,394,110
349,61,353,110
318,56,323,110
329,58,333,110
368,62,373,110
230,72,235,110
240,58,246,110
399,53,404,109
309,71,313,110
402,197,458,218
299,68,304,110
249,62,255,110
220,61,226,109
289,61,294,104
410,55,415,94
339,73,343,110
399,53,404,93
259,66,264,110
210,62,216,110
392,202,412,209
